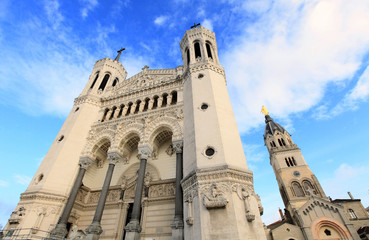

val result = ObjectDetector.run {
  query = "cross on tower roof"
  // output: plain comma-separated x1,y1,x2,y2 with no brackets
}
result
114,47,125,62
191,23,200,29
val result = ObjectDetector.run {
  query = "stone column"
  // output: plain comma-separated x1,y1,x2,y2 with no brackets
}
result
148,99,154,110
139,102,145,112
171,140,184,240
130,103,137,114
122,106,128,116
102,109,110,122
125,146,152,240
158,97,163,108
86,152,121,240
50,156,93,238
167,95,173,105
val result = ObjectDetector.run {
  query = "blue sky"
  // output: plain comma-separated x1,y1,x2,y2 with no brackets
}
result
1,0,369,227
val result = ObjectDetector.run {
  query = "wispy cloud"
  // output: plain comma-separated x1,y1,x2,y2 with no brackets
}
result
14,175,31,185
80,0,98,19
0,180,8,187
202,19,213,31
154,15,169,26
223,0,369,133
43,0,64,29
322,163,369,204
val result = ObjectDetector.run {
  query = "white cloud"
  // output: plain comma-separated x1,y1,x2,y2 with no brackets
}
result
80,0,98,19
14,175,31,186
223,0,369,133
322,163,369,205
0,180,8,187
202,19,213,31
43,0,64,29
154,15,169,26
243,144,267,163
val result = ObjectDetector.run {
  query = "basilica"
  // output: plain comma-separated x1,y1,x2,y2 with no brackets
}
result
2,26,369,240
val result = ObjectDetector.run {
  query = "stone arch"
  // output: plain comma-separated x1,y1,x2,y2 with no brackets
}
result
82,129,115,156
311,217,352,240
116,162,161,186
113,123,144,150
145,116,182,144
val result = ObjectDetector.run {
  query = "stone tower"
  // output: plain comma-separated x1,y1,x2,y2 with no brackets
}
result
4,26,266,240
180,26,266,240
263,111,360,240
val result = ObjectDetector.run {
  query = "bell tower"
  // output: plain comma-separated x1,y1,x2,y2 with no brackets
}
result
262,107,327,216
180,25,267,240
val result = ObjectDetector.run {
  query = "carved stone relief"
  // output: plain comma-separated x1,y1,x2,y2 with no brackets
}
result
201,183,228,209
149,183,175,198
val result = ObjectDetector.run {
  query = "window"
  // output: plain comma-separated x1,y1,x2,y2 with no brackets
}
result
271,141,276,147
171,91,177,104
281,138,286,146
292,157,297,166
302,180,315,195
194,42,201,59
90,73,99,89
134,100,141,114
324,229,331,236
162,94,168,107
152,96,159,109
278,139,283,146
292,182,305,197
186,48,190,65
206,43,213,59
117,105,124,118
205,147,215,157
285,158,290,167
348,209,357,219
288,157,294,166
109,107,117,120
98,74,110,91
101,108,109,122
112,78,118,87
143,98,150,111
126,103,133,116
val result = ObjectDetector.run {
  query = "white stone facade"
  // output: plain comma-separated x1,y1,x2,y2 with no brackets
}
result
3,26,266,240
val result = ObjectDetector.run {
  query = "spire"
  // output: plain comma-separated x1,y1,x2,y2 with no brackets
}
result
261,106,286,136
115,47,125,62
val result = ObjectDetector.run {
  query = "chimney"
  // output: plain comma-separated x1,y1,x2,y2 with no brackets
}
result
279,208,285,220
348,192,354,200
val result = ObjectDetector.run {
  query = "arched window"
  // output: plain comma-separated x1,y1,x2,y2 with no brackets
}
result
109,106,117,120
134,100,141,114
348,209,357,219
288,157,294,166
292,182,305,197
270,142,273,148
292,157,297,166
90,73,99,89
272,141,276,147
278,139,283,146
112,78,119,87
126,102,133,116
117,104,124,118
99,74,110,91
171,91,177,104
194,42,201,59
281,138,286,146
152,96,159,109
206,42,213,59
143,98,150,111
302,180,315,195
101,108,109,122
162,93,168,107
186,48,190,65
285,158,290,167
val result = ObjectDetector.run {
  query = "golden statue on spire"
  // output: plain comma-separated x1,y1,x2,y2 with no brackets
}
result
261,105,269,116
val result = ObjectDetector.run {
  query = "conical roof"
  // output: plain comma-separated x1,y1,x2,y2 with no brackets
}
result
264,115,286,136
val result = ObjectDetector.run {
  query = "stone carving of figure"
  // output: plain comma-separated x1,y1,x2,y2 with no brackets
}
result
202,184,228,209
239,187,255,222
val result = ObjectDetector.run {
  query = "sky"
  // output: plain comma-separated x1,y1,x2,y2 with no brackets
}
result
0,0,369,228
